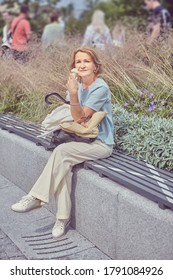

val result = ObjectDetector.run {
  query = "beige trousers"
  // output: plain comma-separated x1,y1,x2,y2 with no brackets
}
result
29,140,113,220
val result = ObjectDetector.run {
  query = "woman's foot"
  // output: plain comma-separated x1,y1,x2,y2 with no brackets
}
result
52,219,70,239
11,195,41,212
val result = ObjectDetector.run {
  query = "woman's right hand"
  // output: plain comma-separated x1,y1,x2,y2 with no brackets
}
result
66,73,78,97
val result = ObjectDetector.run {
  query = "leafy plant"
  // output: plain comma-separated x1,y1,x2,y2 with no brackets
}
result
112,105,173,171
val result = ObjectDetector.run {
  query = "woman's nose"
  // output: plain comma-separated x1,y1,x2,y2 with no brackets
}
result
80,62,86,68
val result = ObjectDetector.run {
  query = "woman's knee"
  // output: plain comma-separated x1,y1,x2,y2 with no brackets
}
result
53,143,68,157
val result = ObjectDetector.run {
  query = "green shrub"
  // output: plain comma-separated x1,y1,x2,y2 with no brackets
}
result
112,105,173,171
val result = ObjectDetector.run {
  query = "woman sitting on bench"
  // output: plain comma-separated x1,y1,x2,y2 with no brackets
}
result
11,46,115,239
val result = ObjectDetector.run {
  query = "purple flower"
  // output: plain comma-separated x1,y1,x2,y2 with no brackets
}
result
148,104,157,111
161,100,165,105
150,100,155,105
130,97,134,102
124,102,129,107
149,92,154,98
134,103,139,107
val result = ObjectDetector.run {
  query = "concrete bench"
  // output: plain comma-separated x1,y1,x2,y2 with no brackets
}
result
1,113,173,259
1,112,173,211
84,151,173,211
0,112,51,148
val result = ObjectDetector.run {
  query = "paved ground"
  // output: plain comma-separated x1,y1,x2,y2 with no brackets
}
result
0,175,110,260
0,229,26,260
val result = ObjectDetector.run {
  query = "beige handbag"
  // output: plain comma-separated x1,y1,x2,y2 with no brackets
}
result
60,111,107,138
47,111,107,150
38,92,107,149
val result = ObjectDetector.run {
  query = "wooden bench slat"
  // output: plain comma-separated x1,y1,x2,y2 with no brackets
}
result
84,160,173,198
84,161,173,209
112,151,173,179
0,113,51,148
99,157,173,189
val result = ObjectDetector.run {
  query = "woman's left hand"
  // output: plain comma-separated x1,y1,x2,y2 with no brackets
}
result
66,73,78,96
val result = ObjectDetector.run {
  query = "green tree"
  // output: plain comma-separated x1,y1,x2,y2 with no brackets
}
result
79,0,146,31
81,0,172,31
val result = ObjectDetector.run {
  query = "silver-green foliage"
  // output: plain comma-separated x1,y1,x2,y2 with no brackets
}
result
112,105,173,171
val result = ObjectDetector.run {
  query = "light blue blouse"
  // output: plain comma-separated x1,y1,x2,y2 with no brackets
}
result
66,77,115,145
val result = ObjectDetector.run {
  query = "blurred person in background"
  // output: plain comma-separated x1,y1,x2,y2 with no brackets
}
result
1,11,13,58
10,4,31,61
41,11,65,50
82,9,113,50
144,0,171,44
1,11,13,48
112,22,126,48
58,13,65,35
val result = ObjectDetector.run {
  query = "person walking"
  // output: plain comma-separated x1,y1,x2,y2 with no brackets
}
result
144,0,171,44
112,22,126,48
82,10,113,50
10,4,31,61
41,12,65,49
1,11,13,58
11,46,115,239
1,11,13,48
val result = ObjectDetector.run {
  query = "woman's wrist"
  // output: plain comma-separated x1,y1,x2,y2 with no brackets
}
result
70,103,80,106
70,96,80,106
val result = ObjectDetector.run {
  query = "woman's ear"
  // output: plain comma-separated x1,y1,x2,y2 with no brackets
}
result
94,65,98,73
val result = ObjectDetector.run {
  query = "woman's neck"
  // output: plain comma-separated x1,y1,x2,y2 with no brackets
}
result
82,75,97,90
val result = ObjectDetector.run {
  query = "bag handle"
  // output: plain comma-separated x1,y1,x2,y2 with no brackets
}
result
45,92,70,105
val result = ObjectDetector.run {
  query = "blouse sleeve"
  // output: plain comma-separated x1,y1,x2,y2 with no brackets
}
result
84,85,110,111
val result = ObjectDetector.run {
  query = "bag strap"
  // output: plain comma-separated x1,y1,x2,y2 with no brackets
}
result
45,92,70,105
12,18,23,37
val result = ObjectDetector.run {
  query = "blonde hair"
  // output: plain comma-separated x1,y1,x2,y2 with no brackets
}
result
91,9,108,33
70,46,102,75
